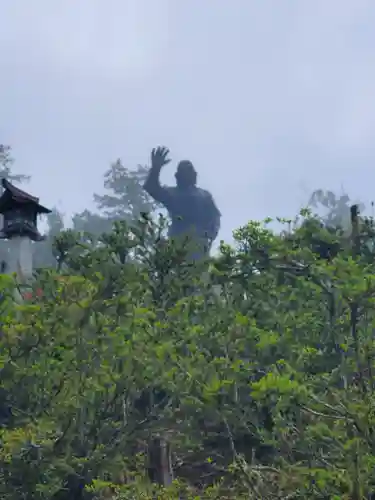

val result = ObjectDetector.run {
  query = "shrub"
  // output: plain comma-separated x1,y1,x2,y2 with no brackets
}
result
1,213,375,499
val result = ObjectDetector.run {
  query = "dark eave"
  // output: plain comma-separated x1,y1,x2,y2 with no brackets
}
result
0,179,51,214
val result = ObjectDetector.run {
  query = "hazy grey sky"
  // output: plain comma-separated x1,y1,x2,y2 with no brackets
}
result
1,1,375,241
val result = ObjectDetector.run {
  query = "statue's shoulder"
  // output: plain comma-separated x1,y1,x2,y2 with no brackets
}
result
197,187,213,199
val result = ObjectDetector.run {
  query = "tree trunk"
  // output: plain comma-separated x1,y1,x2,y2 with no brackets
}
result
147,436,173,487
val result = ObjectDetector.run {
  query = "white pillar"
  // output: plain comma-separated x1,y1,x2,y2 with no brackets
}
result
7,236,33,282
4,236,33,303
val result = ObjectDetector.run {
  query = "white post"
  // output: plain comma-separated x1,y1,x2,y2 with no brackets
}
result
5,236,33,301
7,236,33,279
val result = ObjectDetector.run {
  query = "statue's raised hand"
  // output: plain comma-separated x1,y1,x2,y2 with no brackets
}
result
151,146,171,169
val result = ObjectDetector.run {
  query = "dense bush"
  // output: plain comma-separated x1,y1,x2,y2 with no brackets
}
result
1,211,375,499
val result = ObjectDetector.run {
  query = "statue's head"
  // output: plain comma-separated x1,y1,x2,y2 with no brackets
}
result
175,160,197,188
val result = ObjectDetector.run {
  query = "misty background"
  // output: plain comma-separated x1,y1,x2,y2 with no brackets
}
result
1,0,375,246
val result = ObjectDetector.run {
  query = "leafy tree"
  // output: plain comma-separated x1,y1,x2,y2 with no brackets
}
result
3,208,375,498
308,188,365,229
0,145,31,267
71,209,112,237
94,160,159,220
72,160,160,237
34,208,66,268
0,144,30,186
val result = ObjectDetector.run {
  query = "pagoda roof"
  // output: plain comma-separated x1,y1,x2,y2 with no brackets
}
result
0,179,51,214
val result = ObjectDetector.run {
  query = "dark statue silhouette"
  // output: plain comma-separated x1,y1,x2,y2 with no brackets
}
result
143,146,221,260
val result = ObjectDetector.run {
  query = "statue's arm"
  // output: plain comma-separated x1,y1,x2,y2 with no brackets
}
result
143,165,174,208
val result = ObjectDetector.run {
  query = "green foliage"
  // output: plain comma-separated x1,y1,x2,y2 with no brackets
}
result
308,188,365,229
3,185,375,497
4,144,375,497
34,208,66,269
0,144,30,186
94,160,159,220
72,159,160,240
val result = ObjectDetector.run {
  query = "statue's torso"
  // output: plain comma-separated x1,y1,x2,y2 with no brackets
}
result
166,186,213,238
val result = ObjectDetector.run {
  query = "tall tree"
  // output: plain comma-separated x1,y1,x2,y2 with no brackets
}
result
71,209,112,236
0,144,30,187
308,188,364,229
73,159,160,237
5,213,375,498
94,159,159,220
0,145,30,267
34,207,66,268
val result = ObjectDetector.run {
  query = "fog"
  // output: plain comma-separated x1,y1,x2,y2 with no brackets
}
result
1,0,375,243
